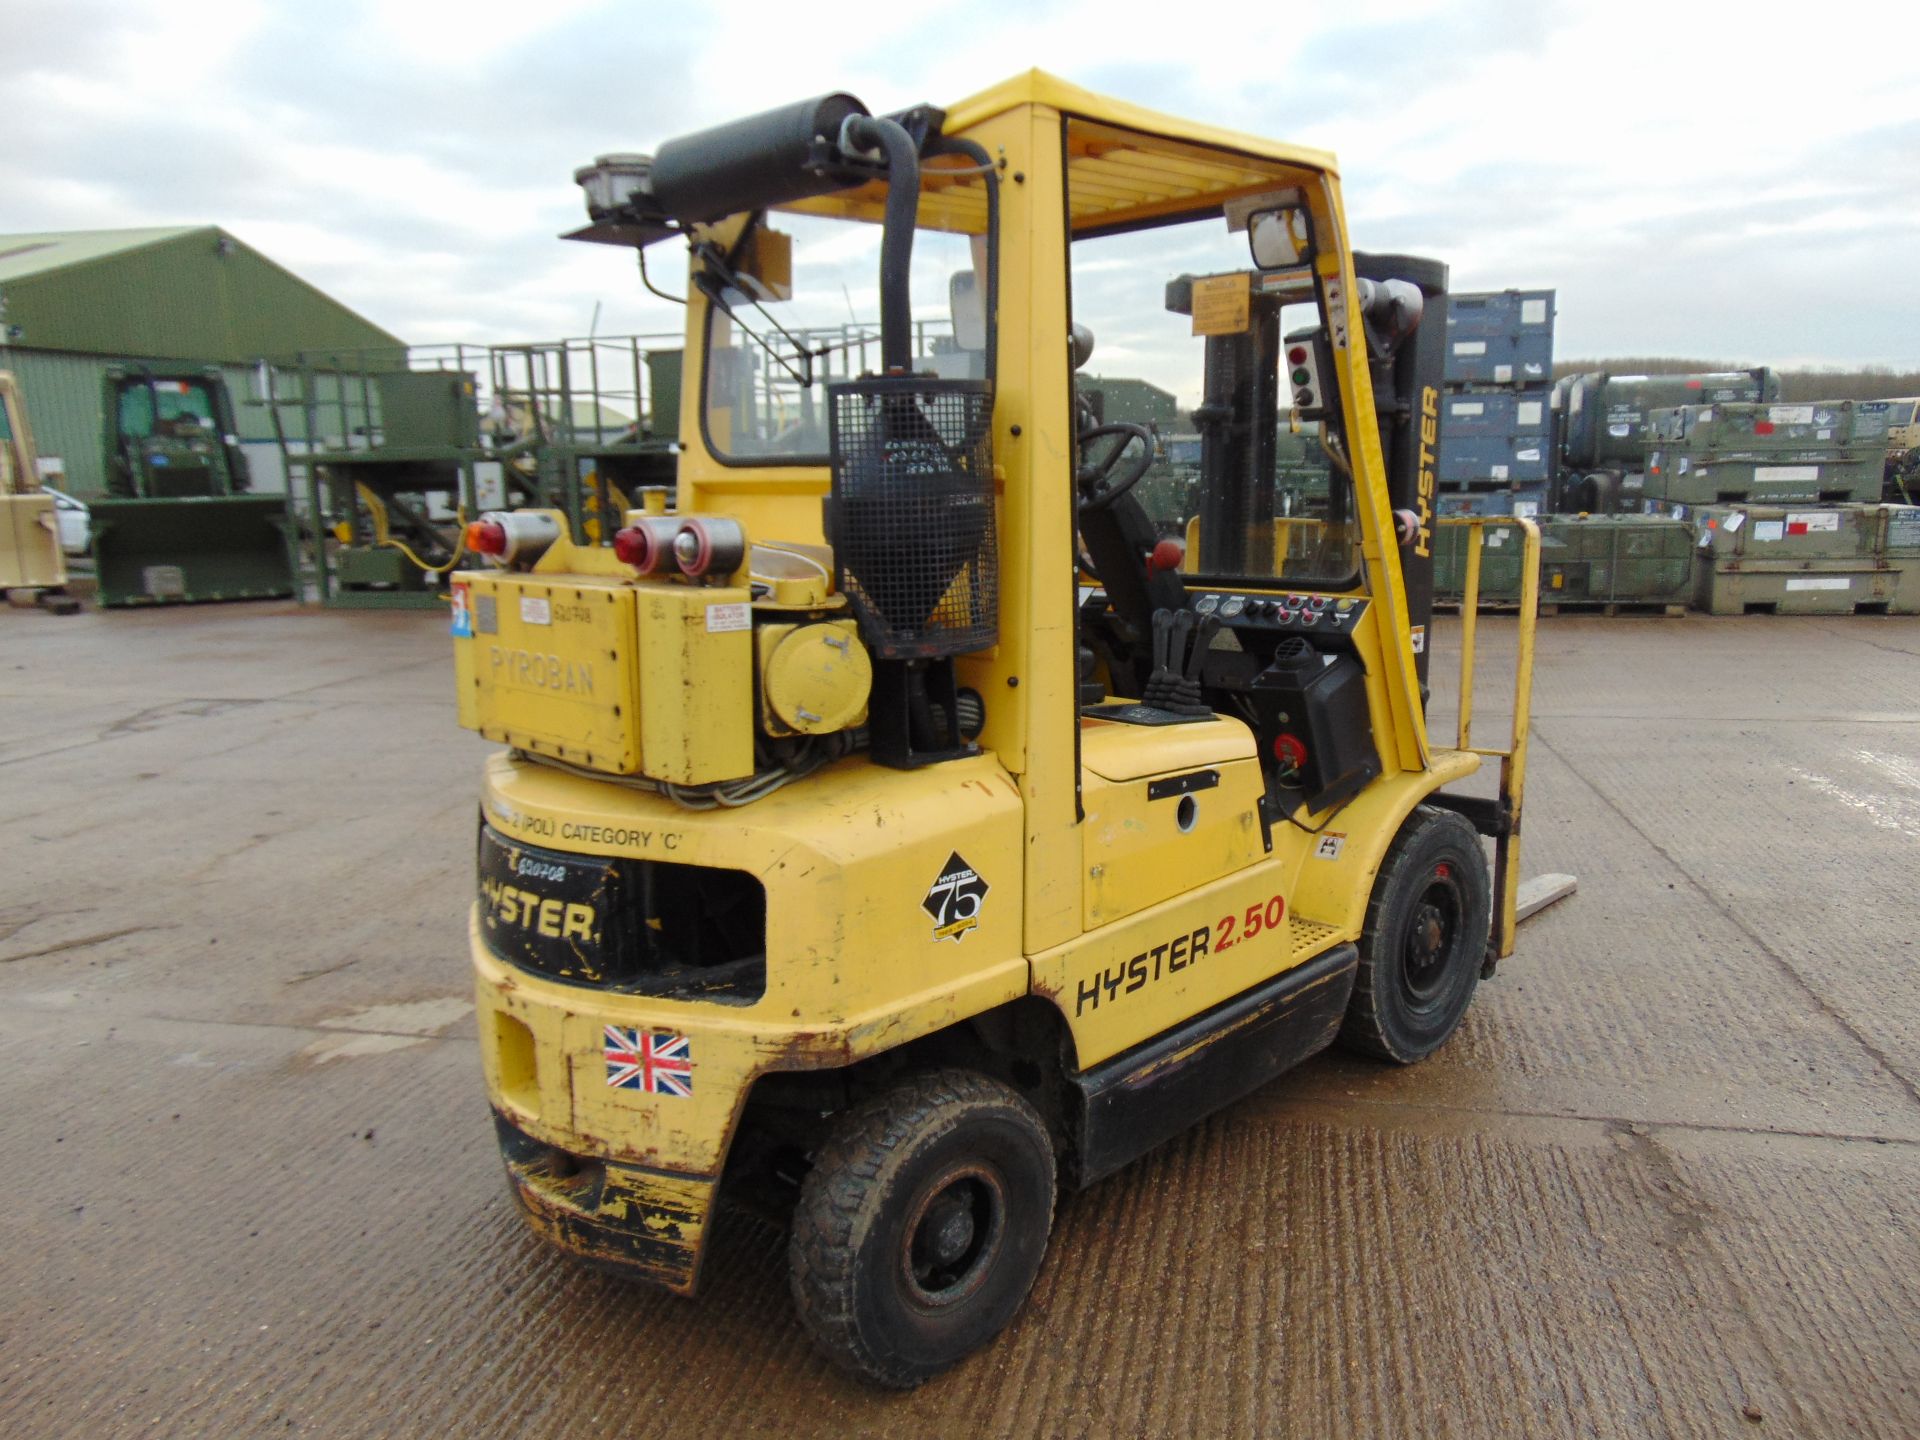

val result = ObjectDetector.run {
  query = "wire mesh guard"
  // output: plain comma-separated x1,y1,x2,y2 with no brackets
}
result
828,377,997,658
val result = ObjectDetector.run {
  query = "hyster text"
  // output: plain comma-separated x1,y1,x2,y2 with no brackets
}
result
1075,924,1211,1017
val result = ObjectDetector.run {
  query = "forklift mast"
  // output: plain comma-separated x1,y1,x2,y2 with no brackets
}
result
1353,253,1449,686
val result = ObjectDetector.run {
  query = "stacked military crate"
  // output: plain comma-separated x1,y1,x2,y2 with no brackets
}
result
1554,369,1778,514
1641,399,1917,614
1434,289,1554,519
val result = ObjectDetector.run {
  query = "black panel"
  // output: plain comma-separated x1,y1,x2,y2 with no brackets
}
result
477,825,765,1002
1146,769,1219,801
1067,942,1356,1188
1079,701,1214,727
1249,642,1381,814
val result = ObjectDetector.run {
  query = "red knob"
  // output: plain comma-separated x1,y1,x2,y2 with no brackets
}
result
1149,539,1185,573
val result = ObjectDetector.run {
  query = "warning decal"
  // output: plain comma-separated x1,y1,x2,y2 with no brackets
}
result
923,851,989,942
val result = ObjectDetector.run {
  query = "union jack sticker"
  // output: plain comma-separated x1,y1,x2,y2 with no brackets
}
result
604,1026,693,1097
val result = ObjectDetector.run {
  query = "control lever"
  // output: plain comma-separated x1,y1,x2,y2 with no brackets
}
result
1150,607,1174,674
1141,608,1214,716
1184,614,1218,681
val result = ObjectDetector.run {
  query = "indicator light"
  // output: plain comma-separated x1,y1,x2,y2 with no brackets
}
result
465,520,507,556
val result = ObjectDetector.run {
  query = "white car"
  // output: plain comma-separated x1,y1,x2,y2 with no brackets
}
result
40,486,91,556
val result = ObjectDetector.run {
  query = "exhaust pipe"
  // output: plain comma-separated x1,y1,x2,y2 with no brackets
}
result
837,113,920,375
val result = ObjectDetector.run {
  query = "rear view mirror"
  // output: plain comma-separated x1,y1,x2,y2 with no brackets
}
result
949,272,986,351
1247,206,1312,270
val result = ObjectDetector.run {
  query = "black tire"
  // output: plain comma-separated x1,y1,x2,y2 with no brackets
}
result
789,1069,1056,1389
1340,805,1491,1064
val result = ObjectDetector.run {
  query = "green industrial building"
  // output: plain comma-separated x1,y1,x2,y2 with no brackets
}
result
0,226,403,495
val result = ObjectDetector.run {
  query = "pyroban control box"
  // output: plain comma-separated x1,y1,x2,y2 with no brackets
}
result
1250,639,1381,812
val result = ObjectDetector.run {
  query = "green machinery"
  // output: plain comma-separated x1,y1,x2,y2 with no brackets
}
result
1076,375,1188,537
91,366,293,607
1555,369,1778,513
1859,397,1920,502
1072,377,1335,539
268,338,681,608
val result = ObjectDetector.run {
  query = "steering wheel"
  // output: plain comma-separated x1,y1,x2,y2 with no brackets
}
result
1075,422,1155,512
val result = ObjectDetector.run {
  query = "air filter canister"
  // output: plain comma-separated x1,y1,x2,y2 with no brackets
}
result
827,376,997,658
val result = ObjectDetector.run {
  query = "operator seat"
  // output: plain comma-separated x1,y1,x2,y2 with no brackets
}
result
1070,321,1188,698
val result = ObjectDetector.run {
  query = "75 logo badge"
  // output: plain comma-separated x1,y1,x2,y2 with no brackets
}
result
923,852,989,942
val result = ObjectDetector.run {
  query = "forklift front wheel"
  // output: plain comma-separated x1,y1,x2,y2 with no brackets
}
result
1340,805,1492,1064
789,1069,1056,1389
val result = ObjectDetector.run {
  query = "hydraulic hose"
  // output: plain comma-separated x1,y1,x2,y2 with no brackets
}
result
354,481,466,576
840,114,920,374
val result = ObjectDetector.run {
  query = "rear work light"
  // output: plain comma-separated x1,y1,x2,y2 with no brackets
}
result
466,519,508,556
612,516,681,575
466,511,559,566
672,516,747,579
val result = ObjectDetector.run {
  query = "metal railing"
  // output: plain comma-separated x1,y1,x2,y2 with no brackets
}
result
1438,515,1541,961
250,335,683,603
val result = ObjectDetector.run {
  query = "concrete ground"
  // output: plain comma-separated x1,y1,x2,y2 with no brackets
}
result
1,601,1916,1439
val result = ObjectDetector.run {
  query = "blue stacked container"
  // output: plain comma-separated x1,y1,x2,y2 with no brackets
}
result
1436,289,1556,518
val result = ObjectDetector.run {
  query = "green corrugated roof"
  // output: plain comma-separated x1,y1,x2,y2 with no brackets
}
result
0,227,203,284
0,226,403,362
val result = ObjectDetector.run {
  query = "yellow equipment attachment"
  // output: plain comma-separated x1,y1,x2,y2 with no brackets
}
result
0,371,75,608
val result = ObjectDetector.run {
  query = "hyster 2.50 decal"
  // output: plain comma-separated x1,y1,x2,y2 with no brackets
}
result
923,852,989,942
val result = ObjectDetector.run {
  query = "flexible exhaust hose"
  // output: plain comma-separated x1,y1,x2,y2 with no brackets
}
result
840,114,921,374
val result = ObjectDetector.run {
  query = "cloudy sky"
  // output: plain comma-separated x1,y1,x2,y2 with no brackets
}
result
7,0,1918,375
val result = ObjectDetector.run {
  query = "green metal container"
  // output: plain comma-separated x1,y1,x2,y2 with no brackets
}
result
333,544,423,590
1643,401,1885,505
1275,426,1331,509
1434,515,1694,608
1079,375,1181,431
1688,503,1910,615
1433,521,1527,603
91,495,293,606
1885,506,1920,613
646,349,683,443
375,371,479,450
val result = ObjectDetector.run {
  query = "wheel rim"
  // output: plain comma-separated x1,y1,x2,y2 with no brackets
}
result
899,1163,1007,1310
1400,861,1463,1008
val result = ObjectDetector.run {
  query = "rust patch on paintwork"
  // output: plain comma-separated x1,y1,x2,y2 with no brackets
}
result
495,1111,712,1295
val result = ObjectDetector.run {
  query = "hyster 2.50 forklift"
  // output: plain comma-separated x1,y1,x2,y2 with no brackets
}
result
453,72,1541,1388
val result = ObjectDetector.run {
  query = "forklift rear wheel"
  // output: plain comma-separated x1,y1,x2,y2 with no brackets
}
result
1340,805,1491,1064
789,1069,1056,1389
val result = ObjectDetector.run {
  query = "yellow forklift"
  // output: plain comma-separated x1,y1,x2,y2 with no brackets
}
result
0,371,80,613
452,72,1542,1387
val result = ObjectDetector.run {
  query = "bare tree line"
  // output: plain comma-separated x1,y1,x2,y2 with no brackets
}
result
1554,358,1920,403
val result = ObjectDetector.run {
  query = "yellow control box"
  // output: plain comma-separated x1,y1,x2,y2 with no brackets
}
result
453,573,754,785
